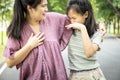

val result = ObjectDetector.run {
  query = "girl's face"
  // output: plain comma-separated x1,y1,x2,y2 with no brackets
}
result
29,0,48,21
68,9,88,24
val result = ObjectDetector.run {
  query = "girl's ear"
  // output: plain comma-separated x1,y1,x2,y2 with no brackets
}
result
84,11,88,18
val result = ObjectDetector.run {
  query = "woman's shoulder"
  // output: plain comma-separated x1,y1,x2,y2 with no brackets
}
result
45,12,69,26
46,12,67,19
46,12,65,16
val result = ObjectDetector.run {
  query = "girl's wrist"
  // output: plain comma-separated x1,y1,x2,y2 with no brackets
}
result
80,26,87,32
77,24,86,31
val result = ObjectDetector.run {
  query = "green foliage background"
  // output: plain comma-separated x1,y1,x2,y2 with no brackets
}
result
0,0,120,21
48,0,68,14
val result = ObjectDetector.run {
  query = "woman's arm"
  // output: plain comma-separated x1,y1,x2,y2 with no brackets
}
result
5,32,45,68
98,23,106,42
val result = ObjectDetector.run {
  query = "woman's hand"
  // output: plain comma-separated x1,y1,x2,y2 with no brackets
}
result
26,32,45,49
99,25,106,36
98,24,106,42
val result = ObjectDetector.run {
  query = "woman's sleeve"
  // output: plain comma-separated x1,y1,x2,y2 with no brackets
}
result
3,37,21,59
58,14,72,51
3,37,22,69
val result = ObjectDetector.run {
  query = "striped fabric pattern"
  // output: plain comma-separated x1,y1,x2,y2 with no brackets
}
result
68,30,102,70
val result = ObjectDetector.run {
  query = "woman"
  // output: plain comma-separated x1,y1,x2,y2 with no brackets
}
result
3,0,72,80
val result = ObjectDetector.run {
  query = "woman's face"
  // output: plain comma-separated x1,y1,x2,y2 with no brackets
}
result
68,9,87,24
29,0,48,21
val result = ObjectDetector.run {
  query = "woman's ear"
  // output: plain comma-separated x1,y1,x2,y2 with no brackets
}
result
27,5,33,13
84,11,88,18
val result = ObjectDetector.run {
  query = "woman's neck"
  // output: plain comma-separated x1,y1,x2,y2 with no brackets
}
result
26,15,41,34
27,15,40,26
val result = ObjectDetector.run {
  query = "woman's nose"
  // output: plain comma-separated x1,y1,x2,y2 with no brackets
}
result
45,7,48,12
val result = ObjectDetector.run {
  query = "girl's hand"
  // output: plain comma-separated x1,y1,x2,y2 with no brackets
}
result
26,32,45,49
65,23,85,30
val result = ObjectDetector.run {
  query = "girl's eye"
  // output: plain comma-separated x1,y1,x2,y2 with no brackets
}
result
71,17,76,20
72,17,76,19
69,17,76,20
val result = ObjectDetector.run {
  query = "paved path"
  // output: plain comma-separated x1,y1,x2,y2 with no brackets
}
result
97,37,120,80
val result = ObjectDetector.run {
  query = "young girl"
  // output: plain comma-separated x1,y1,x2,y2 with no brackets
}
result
3,0,72,80
66,0,106,80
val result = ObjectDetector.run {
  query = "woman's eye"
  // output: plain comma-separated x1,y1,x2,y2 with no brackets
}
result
41,4,47,7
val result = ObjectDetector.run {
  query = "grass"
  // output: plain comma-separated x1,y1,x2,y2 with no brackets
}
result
0,31,7,63
0,45,4,62
107,29,120,34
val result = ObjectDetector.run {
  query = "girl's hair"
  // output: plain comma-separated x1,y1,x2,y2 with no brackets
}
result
67,0,98,37
7,0,42,40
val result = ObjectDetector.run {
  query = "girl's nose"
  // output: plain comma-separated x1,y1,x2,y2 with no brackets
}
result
71,20,75,24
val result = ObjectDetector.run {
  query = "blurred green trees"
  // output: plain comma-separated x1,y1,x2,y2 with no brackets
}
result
0,0,120,20
91,0,120,34
0,0,120,23
48,0,68,14
0,0,13,21
0,0,13,45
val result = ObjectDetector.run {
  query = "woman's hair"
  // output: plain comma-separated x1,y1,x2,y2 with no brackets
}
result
7,0,42,40
67,0,98,37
